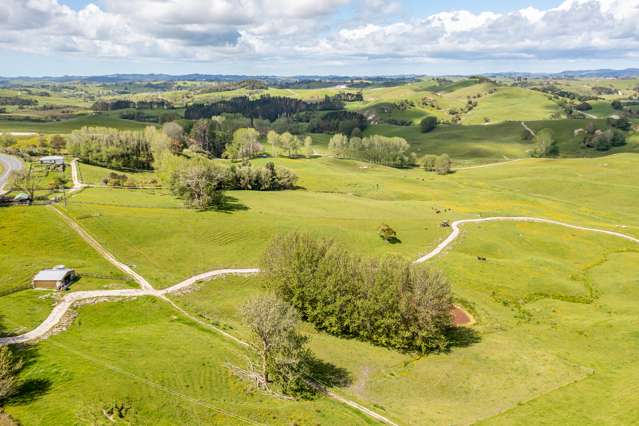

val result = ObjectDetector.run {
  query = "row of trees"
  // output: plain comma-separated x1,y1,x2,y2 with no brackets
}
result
67,127,154,169
262,233,454,353
329,134,412,167
267,130,313,158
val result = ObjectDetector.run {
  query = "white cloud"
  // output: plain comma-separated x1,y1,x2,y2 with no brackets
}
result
0,0,638,72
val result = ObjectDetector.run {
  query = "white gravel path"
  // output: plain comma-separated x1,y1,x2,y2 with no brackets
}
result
414,216,639,264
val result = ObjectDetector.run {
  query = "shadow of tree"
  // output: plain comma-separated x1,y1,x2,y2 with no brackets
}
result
445,326,481,350
215,195,249,213
305,355,352,389
6,344,52,405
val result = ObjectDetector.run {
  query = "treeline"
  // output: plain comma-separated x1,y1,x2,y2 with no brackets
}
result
307,110,368,134
184,95,343,121
92,99,173,111
68,127,154,169
263,233,454,353
329,134,413,167
0,97,38,106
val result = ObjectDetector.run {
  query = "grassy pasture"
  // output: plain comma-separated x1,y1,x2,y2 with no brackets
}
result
0,206,132,295
58,154,639,292
168,218,639,425
77,162,160,186
6,297,371,425
0,113,154,134
462,87,560,124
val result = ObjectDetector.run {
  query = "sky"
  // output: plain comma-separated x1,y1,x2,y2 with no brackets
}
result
0,0,637,77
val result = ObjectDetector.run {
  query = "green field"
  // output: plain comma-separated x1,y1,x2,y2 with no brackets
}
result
462,87,560,124
0,113,154,134
2,76,639,425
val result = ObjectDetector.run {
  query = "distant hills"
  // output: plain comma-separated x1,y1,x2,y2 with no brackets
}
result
0,68,638,84
482,68,639,79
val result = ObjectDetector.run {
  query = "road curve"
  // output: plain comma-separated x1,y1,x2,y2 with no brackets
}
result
0,153,23,195
413,216,639,264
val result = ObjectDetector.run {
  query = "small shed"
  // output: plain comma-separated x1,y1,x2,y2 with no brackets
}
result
39,156,65,166
32,265,76,290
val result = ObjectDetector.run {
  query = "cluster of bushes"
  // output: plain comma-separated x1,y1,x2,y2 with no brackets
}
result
263,233,454,353
329,134,412,167
169,160,297,209
581,124,626,151
534,85,597,102
67,127,154,169
422,154,452,175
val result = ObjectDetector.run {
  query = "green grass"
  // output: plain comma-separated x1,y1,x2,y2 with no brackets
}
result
77,162,160,186
462,88,560,125
168,216,639,424
6,297,373,425
59,154,639,291
0,113,155,133
0,206,132,297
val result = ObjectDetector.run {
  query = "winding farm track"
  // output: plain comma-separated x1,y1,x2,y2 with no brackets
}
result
0,153,23,195
4,155,639,425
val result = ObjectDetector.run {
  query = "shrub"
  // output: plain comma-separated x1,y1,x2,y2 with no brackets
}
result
420,116,438,133
422,155,437,172
263,233,453,353
575,102,592,111
434,154,451,175
377,224,398,242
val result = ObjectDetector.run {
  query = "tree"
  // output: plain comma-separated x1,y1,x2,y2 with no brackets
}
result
189,119,210,152
14,165,37,201
164,122,186,155
303,136,313,158
0,346,23,402
420,116,438,133
378,224,397,242
224,128,263,161
50,135,66,152
422,155,437,172
575,102,592,111
328,134,349,158
170,164,227,210
241,294,312,396
530,129,559,157
49,175,68,191
434,154,451,175
267,130,280,157
289,135,302,158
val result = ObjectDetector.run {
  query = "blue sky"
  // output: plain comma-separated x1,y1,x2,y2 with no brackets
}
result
1,0,637,76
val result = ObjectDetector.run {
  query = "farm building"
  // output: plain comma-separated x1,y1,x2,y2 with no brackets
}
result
32,265,76,290
39,155,65,167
